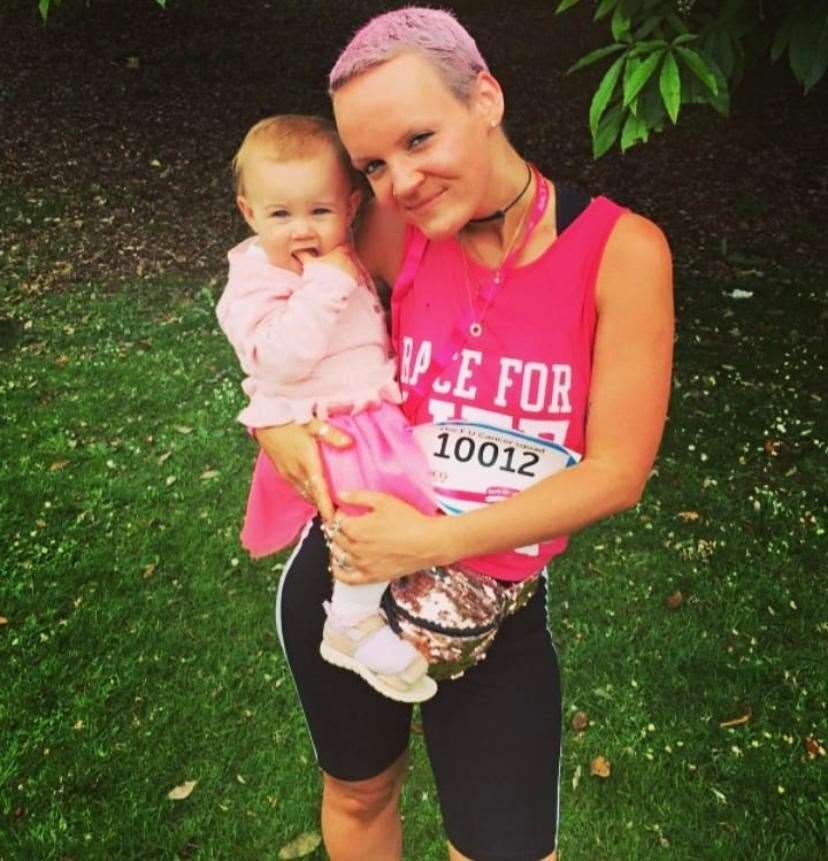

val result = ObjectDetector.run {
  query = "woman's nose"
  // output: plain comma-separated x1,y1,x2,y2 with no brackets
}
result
389,161,422,203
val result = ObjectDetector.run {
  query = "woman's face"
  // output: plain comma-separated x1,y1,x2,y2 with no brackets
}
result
332,51,499,240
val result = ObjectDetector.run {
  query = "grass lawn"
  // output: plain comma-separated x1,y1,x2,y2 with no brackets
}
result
1,191,825,859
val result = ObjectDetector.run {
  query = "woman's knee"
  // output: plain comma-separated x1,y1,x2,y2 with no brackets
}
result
323,752,408,820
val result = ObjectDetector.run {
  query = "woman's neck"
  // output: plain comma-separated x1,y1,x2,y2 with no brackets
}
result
462,144,536,256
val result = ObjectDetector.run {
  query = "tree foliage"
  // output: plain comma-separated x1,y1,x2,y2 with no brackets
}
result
37,0,167,21
35,0,827,159
557,0,828,157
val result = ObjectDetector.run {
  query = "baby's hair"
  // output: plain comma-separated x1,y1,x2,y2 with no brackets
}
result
232,114,357,196
329,6,489,103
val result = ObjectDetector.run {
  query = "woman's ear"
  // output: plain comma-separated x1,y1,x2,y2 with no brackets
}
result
471,70,505,129
236,195,257,231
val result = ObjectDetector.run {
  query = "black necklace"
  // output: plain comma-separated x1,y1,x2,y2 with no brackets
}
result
467,162,532,224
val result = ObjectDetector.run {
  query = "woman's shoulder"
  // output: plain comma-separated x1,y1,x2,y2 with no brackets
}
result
596,208,672,308
606,209,671,266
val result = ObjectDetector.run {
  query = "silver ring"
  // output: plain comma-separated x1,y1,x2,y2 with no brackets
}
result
334,551,352,571
322,514,344,540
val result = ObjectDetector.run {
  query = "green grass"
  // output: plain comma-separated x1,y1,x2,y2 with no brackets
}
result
1,245,826,859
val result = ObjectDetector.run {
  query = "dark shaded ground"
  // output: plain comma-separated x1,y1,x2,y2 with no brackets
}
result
1,0,827,296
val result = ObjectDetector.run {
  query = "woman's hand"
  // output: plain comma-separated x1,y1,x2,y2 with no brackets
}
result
255,419,352,522
325,490,446,584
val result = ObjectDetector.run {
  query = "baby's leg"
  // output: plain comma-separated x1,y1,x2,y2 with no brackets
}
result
322,577,436,703
317,410,437,701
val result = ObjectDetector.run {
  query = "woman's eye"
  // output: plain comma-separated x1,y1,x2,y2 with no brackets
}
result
409,132,432,149
363,161,383,177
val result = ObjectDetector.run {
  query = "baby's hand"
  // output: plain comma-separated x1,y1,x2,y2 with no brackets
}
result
296,245,362,283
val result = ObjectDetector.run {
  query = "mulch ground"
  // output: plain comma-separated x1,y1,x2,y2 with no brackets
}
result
1,0,826,296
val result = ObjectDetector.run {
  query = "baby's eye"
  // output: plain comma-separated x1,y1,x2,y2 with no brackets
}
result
312,207,332,216
409,132,432,149
270,210,289,219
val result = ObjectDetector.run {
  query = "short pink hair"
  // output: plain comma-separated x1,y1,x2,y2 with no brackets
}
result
329,6,489,103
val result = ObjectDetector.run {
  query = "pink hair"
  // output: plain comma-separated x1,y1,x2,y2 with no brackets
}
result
329,6,489,103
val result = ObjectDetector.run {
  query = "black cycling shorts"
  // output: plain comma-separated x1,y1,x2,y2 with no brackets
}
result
276,518,563,861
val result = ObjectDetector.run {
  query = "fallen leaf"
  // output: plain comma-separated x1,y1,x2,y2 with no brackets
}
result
571,710,589,732
278,831,321,859
167,780,197,801
764,439,781,456
142,563,157,579
166,475,177,486
804,737,826,758
571,764,582,791
719,710,751,729
0,616,8,625
200,469,219,480
724,289,753,299
175,426,193,434
665,590,684,610
236,774,246,785
55,354,70,366
677,511,700,522
590,755,611,778
49,460,70,471
157,451,172,465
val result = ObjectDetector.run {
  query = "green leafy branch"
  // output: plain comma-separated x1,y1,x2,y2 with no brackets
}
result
38,0,168,22
556,0,828,157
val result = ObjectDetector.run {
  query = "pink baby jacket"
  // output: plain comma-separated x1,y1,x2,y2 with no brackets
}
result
216,238,437,559
216,237,401,428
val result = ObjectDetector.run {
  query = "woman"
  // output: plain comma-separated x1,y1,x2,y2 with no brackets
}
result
258,8,673,860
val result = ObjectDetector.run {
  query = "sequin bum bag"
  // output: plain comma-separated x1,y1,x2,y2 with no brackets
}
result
381,565,538,680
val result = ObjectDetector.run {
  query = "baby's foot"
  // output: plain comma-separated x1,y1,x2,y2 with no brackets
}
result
320,602,437,703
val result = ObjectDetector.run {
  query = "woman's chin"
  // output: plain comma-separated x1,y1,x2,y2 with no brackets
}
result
410,210,468,242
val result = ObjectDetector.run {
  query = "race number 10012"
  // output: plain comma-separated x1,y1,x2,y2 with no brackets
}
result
432,431,540,478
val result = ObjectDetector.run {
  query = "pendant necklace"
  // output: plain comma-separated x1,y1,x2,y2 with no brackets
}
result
460,163,548,338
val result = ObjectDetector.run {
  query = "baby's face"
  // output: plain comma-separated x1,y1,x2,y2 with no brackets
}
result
238,146,358,272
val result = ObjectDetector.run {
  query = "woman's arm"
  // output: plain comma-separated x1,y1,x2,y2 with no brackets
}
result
355,197,408,288
329,212,674,581
255,418,351,522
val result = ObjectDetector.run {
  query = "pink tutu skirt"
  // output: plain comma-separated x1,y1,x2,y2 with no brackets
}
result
241,402,436,558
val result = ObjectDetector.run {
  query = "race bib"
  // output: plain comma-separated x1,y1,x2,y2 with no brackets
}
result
413,420,581,516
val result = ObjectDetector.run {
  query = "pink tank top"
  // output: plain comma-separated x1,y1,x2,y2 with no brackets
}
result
391,192,628,581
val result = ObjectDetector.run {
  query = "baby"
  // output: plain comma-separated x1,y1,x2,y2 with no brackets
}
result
216,115,437,702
